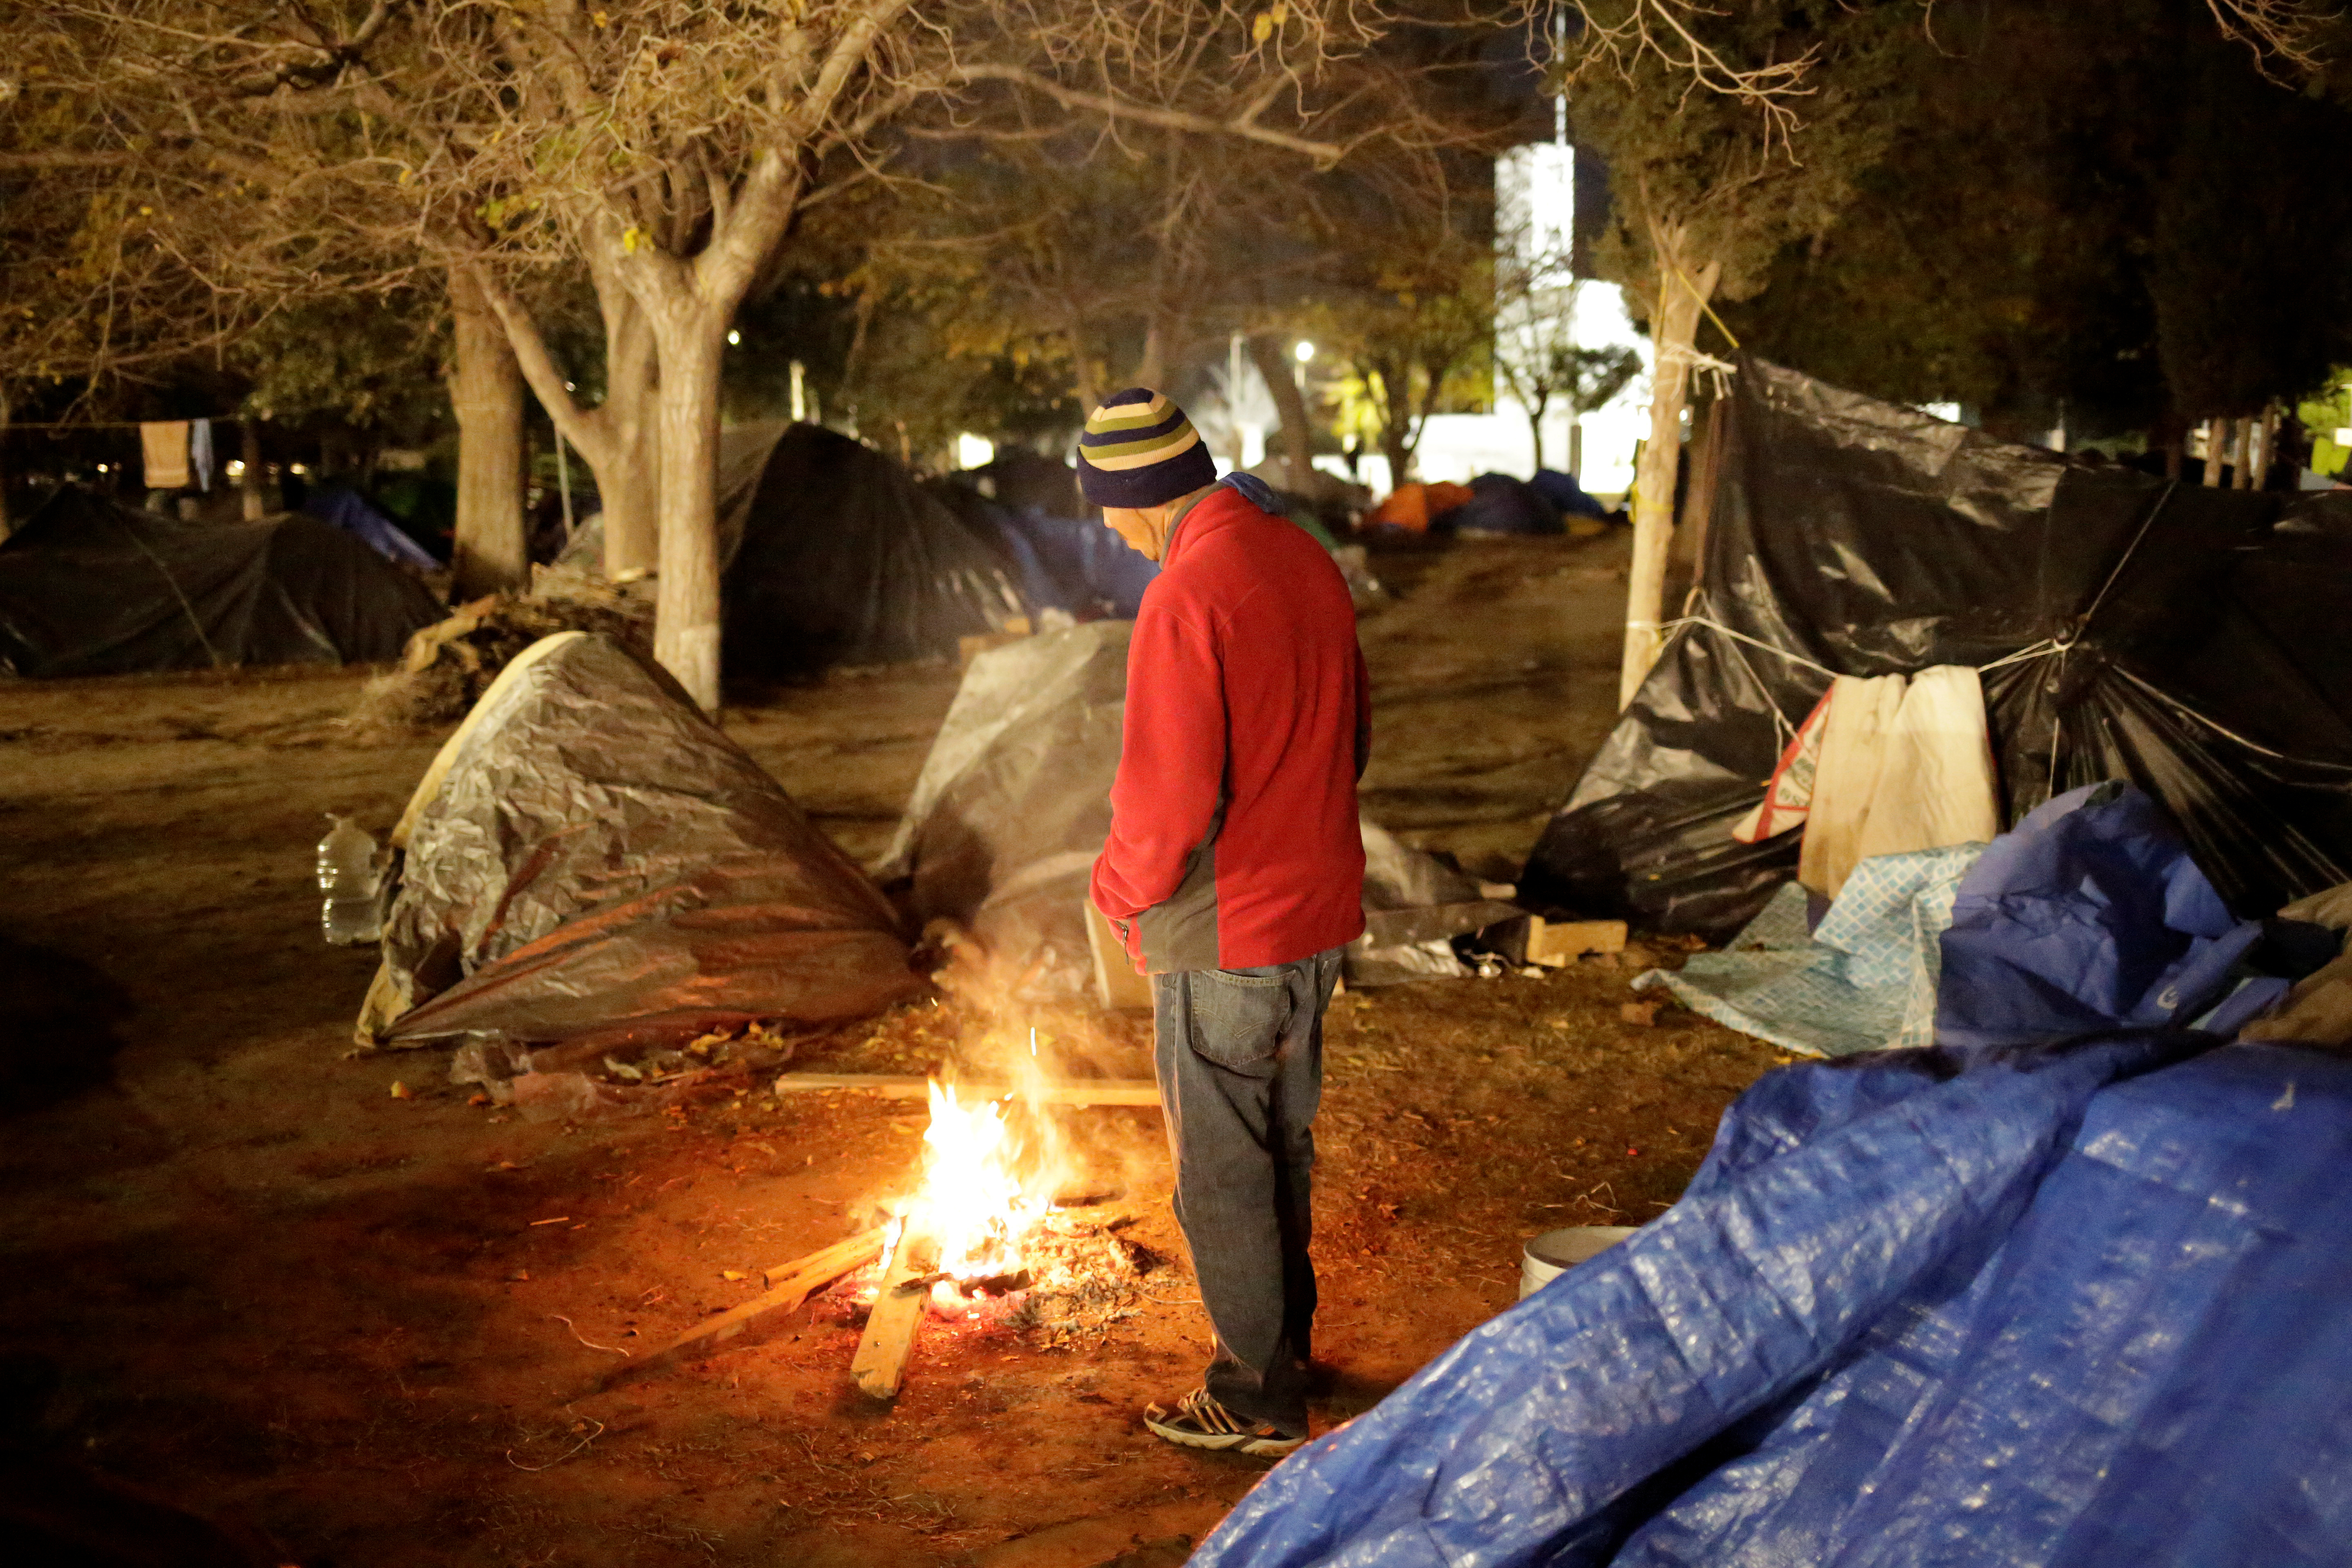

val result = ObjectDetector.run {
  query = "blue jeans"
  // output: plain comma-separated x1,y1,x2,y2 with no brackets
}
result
1151,947,1342,1438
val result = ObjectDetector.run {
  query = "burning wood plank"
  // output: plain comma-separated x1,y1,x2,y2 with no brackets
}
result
851,1223,933,1401
600,1225,888,1389
770,1073,1159,1106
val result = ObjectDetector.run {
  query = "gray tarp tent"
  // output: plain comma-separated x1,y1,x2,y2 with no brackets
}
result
873,621,1517,998
358,632,921,1049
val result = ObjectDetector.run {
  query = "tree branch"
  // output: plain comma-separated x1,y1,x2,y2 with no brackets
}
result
949,64,1347,168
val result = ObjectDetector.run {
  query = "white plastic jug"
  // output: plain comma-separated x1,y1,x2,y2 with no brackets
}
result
316,814,383,945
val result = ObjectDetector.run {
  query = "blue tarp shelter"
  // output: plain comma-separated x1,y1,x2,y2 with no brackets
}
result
301,485,440,570
1205,783,2350,1566
1530,468,1613,521
1449,473,1565,536
1197,1030,2352,1567
989,507,1158,620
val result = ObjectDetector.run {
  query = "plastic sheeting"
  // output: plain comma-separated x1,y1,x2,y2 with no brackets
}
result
552,423,1030,675
873,621,1516,996
1195,1030,2352,1568
364,632,920,1047
1637,843,1982,1056
1523,358,2352,940
931,484,1159,621
1938,781,2276,1047
0,486,443,676
720,423,1027,677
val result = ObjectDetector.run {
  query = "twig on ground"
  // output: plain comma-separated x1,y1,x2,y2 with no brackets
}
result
550,1314,630,1355
507,1418,605,1472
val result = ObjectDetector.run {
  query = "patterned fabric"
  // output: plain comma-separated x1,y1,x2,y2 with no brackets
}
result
1732,684,1833,844
1637,843,1986,1056
1076,388,1219,507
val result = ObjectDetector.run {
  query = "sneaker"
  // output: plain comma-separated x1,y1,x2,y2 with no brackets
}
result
1143,1388,1305,1457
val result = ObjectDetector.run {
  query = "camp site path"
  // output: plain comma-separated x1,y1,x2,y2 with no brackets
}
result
0,530,1781,1566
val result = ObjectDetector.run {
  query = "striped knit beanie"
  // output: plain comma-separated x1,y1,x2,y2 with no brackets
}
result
1075,388,1219,508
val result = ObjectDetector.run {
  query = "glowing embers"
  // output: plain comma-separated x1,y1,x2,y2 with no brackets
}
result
906,1077,1050,1289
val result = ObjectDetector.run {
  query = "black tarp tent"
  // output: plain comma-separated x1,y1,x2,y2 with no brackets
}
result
0,486,443,676
1523,357,2352,940
358,631,921,1049
561,423,1029,677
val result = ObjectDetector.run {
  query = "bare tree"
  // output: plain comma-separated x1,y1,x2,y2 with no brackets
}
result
1563,0,1915,707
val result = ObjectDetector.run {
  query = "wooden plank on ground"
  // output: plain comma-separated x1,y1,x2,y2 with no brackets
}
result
851,1226,932,1401
599,1226,887,1389
1526,917,1629,967
769,1073,1159,1107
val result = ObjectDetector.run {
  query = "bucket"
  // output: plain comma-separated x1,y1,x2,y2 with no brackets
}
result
1519,1225,1636,1298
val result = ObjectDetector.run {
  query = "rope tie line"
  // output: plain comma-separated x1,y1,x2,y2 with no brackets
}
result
1655,338,1737,402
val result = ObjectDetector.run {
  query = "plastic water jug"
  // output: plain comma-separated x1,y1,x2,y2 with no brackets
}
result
317,815,383,945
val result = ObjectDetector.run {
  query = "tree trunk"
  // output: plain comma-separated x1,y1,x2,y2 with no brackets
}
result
1067,314,1103,416
1372,360,1415,489
447,267,528,599
2231,415,2254,491
1620,243,1720,709
240,420,266,520
2201,419,2227,487
650,315,728,712
598,306,660,580
1135,319,1167,392
1247,334,1317,493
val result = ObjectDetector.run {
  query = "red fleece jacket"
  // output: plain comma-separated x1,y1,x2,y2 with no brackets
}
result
1089,485,1370,973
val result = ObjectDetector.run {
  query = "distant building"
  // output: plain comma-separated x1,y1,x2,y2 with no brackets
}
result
1410,143,1651,498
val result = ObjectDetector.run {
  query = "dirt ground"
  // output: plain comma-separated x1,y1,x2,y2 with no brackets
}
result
0,531,1784,1567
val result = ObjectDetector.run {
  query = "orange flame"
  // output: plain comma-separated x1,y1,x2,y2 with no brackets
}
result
907,1078,1047,1281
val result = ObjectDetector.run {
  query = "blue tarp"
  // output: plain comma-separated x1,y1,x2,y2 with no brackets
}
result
1939,782,2281,1047
1195,1031,2352,1567
301,485,439,570
1450,474,1564,536
1639,783,2289,1058
984,507,1158,621
1530,468,1613,521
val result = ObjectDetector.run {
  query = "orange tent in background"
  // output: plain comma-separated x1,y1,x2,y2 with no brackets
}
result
1367,481,1474,533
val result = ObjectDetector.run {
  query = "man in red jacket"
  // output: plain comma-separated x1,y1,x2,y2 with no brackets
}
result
1081,388,1370,1457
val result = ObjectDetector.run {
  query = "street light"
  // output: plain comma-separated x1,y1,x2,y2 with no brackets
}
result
727,329,742,346
1294,341,1315,364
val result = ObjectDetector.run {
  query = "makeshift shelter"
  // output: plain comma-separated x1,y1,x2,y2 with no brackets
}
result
300,485,441,570
722,423,1028,677
1640,781,2295,1058
929,482,1159,622
1530,468,1613,521
1366,480,1473,535
357,631,920,1051
1449,473,1564,536
872,621,1515,1000
1194,1030,2352,1568
0,486,443,677
555,423,1029,676
1525,358,2352,942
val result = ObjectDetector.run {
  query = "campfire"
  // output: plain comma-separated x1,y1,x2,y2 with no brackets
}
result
909,1078,1048,1290
608,995,1163,1403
